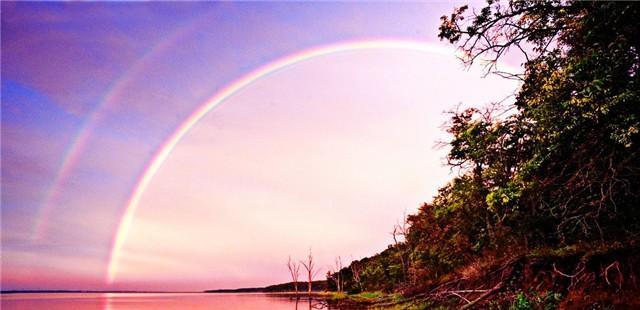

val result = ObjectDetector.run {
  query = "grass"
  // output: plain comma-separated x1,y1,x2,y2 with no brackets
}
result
326,290,389,303
354,291,384,299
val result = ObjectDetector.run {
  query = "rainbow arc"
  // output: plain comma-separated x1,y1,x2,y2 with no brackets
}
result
106,39,460,283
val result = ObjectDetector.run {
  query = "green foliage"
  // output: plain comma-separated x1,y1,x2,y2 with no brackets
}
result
437,0,640,248
509,293,532,310
333,246,405,293
329,1,640,304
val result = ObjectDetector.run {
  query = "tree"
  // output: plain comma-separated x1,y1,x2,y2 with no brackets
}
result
350,259,362,292
300,249,320,296
391,212,409,282
439,0,640,244
287,256,301,297
332,256,343,292
334,1,639,302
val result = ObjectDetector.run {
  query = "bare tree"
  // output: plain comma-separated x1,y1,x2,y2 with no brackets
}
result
391,211,409,281
328,256,343,292
287,256,301,297
300,248,319,297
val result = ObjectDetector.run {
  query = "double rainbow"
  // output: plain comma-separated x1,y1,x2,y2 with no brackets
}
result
106,39,457,283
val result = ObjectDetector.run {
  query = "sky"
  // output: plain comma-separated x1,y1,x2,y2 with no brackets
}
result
1,1,521,291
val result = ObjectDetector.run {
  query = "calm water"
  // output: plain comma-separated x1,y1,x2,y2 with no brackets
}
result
1,293,333,309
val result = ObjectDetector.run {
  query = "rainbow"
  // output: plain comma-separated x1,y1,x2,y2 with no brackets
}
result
31,13,212,242
106,39,459,283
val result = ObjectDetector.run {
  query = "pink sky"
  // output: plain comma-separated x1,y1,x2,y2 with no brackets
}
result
111,49,519,291
1,1,523,291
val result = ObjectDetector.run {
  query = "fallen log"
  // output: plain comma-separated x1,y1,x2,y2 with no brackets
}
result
459,281,504,310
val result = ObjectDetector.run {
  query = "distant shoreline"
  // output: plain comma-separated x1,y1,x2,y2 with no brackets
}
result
1,290,197,294
0,290,329,297
204,280,327,293
2,280,328,295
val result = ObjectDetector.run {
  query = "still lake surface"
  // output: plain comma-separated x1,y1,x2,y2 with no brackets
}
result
1,292,333,309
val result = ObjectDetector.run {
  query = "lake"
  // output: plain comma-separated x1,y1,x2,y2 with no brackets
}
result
1,293,335,309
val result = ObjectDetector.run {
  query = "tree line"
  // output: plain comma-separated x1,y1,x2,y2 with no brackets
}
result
321,0,639,305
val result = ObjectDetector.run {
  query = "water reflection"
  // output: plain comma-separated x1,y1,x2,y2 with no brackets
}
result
1,293,337,309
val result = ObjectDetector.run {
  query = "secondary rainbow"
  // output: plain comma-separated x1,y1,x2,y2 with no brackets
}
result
31,13,212,242
106,39,459,283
